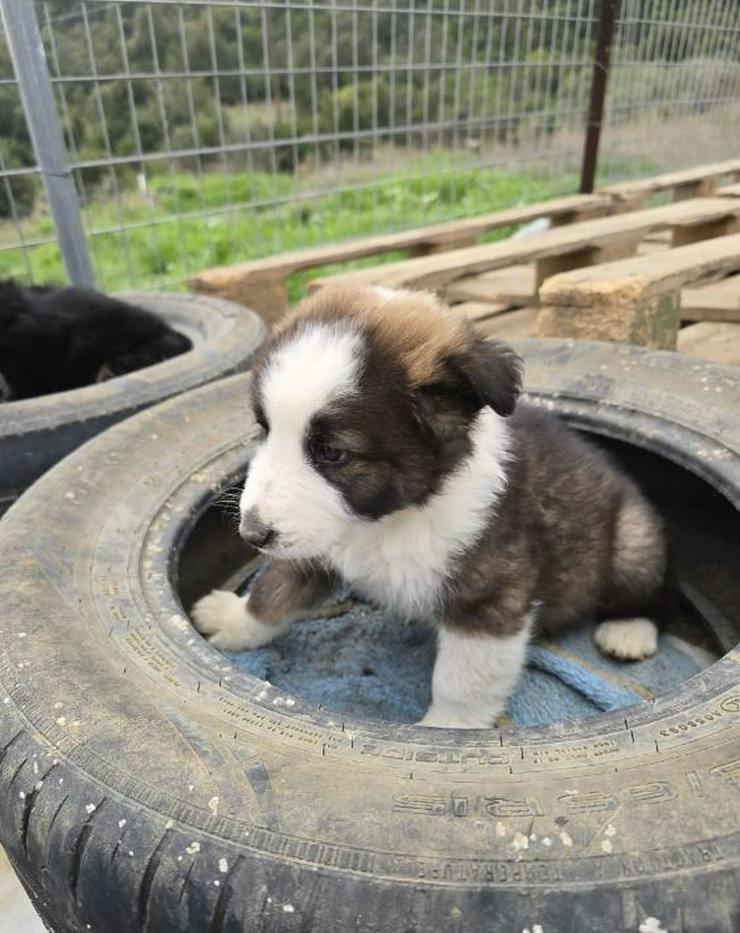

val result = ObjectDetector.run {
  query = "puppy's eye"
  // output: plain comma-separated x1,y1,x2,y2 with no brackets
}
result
315,444,348,465
254,415,269,438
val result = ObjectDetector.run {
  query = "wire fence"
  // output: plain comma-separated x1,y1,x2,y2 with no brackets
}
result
1,0,739,294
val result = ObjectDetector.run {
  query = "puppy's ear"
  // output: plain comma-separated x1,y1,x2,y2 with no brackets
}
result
446,338,522,417
411,339,522,443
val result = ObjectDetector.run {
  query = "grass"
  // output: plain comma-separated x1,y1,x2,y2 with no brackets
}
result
0,153,583,301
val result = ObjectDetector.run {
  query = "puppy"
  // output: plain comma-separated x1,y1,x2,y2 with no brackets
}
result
0,280,191,400
193,285,669,728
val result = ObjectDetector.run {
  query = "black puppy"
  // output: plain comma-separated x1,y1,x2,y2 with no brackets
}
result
0,280,192,400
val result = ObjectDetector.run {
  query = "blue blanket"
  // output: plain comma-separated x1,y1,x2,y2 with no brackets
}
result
228,589,707,727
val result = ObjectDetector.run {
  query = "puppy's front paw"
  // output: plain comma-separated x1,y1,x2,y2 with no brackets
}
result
594,618,658,661
191,590,282,651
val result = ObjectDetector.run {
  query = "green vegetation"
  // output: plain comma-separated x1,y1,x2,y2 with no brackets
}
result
0,159,579,299
0,0,719,293
3,0,734,216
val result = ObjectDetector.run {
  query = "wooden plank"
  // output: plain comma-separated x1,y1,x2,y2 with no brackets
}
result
599,159,740,201
191,193,611,290
447,300,512,321
309,198,740,293
670,214,740,247
678,322,740,366
540,232,740,307
682,277,740,323
716,182,740,198
636,239,669,256
537,231,740,350
475,306,539,341
445,265,535,305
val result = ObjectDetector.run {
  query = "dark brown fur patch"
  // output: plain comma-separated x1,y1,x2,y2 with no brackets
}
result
248,560,336,625
442,407,668,636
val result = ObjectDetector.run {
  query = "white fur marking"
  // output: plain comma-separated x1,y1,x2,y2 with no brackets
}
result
240,323,361,558
330,406,512,619
419,618,531,729
593,618,658,660
191,590,289,650
262,323,361,431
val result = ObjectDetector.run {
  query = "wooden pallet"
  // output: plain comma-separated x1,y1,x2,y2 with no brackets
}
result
190,193,610,326
598,159,740,208
445,265,535,307
310,198,740,296
682,276,740,323
538,231,740,348
678,322,740,366
474,306,540,342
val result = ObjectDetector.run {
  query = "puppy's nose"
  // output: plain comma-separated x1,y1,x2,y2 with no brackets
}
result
239,509,277,549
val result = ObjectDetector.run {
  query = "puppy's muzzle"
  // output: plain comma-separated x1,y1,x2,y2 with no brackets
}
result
239,508,277,550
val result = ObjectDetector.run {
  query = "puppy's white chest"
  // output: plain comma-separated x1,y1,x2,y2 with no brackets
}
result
331,533,447,619
327,408,511,620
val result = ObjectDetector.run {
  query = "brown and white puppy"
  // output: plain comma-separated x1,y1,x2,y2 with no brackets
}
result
192,285,669,728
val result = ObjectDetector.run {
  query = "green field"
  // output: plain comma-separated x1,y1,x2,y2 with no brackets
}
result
0,156,589,302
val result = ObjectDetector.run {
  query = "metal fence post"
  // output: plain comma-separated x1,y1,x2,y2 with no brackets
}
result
579,0,619,194
1,0,94,286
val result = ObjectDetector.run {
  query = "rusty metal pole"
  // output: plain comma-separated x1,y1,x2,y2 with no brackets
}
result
579,0,619,194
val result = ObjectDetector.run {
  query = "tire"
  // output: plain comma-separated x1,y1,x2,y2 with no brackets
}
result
0,338,739,933
0,291,265,515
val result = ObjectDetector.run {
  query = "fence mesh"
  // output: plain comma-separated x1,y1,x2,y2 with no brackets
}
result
1,0,739,293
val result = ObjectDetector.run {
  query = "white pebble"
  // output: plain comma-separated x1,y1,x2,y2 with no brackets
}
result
208,796,219,815
118,819,127,829
283,904,295,913
601,839,613,854
85,804,96,815
639,919,667,933
559,831,573,847
219,858,228,873
185,841,200,855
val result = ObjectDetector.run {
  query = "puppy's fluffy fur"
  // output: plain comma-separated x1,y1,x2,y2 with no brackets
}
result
0,280,191,401
193,285,670,728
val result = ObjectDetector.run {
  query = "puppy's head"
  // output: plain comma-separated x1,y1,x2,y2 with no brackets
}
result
240,285,521,558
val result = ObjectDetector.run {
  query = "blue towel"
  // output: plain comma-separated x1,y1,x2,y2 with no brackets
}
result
227,589,706,727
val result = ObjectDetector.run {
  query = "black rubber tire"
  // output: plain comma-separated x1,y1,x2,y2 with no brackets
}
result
0,291,265,514
1,339,739,933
